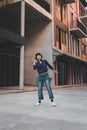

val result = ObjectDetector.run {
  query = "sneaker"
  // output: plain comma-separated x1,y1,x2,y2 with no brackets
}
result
35,102,41,106
51,101,56,107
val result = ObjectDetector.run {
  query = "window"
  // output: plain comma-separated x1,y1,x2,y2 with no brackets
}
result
72,35,74,55
75,39,79,56
56,0,57,5
56,27,61,49
56,27,59,42
57,0,62,20
70,13,74,28
64,5,67,19
62,30,66,45
70,35,80,56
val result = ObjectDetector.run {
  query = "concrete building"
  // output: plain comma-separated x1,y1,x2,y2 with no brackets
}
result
53,0,87,86
0,0,87,89
0,0,53,89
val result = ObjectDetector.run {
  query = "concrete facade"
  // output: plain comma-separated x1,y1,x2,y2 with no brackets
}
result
0,0,87,88
24,22,53,85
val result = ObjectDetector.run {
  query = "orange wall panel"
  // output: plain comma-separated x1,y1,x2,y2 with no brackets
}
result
62,18,67,25
55,41,59,48
55,11,61,20
82,54,87,60
62,44,67,53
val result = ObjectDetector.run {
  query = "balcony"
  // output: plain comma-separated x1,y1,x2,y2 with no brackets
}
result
70,19,87,38
80,10,87,26
80,0,87,7
80,15,87,26
0,0,14,7
33,0,50,13
62,0,76,4
0,28,25,47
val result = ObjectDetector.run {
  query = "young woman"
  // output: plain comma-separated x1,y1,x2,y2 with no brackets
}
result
33,53,56,107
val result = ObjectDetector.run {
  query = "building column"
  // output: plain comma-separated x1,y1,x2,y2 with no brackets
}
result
79,40,82,58
19,0,25,89
52,0,55,86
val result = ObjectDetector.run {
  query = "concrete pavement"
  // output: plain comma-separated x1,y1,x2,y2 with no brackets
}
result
0,87,87,130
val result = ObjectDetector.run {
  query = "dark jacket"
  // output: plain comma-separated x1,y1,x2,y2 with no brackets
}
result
33,60,53,74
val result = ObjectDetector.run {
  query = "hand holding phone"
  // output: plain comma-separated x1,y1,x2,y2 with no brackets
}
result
32,57,36,65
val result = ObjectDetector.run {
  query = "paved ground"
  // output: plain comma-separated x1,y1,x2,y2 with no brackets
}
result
0,87,87,130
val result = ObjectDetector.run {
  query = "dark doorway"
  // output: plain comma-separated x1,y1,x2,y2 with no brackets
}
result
58,60,68,85
0,47,20,86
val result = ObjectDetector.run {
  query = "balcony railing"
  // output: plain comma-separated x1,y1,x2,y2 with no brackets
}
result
62,0,76,4
80,16,87,26
0,0,51,13
70,19,87,38
79,0,87,7
33,0,50,13
0,0,12,7
80,9,87,26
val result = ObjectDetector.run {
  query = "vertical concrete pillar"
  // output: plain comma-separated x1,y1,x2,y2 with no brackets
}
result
79,40,81,58
52,0,55,47
19,0,25,89
52,0,55,86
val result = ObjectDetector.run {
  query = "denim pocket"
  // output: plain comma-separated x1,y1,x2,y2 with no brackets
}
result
38,75,44,81
44,73,50,80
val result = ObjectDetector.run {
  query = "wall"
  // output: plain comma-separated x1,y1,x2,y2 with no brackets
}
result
24,21,53,86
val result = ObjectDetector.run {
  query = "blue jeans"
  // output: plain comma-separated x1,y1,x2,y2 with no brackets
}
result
38,73,54,101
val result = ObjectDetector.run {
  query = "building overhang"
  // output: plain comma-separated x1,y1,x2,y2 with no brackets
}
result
0,0,51,47
53,47,63,56
53,47,63,62
53,47,87,63
53,46,87,63
62,0,76,4
0,0,52,25
70,28,87,38
80,16,87,26
0,28,25,47
0,0,52,20
58,52,87,64
25,0,52,21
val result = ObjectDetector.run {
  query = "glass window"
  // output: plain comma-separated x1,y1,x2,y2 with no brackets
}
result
57,0,62,20
62,30,66,45
72,35,74,55
70,13,74,28
64,5,67,19
75,39,79,56
56,27,59,41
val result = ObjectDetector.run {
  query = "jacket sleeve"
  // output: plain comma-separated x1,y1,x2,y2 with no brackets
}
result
46,60,54,70
33,64,37,70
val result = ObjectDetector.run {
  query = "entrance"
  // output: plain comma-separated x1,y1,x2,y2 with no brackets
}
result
0,47,20,86
58,60,68,85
